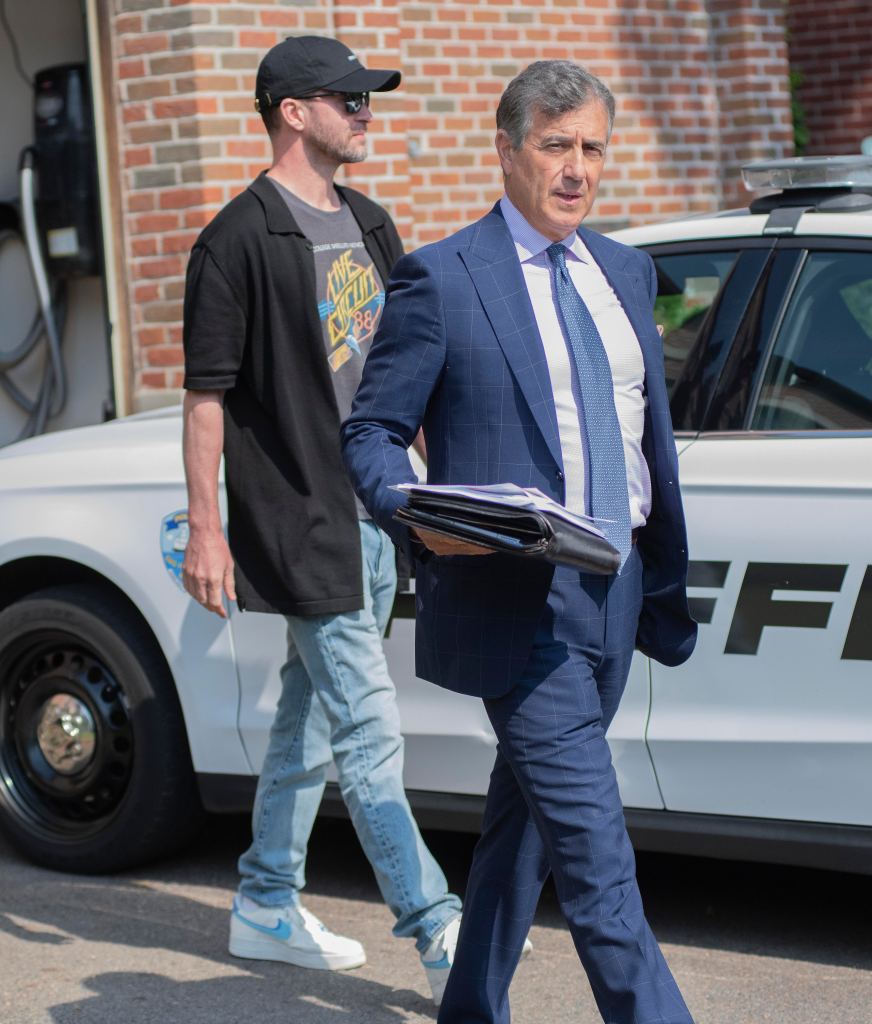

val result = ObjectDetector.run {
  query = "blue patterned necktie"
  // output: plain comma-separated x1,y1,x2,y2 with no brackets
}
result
546,242,632,567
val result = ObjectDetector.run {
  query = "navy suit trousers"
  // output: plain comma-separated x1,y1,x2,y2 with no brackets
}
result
438,549,694,1024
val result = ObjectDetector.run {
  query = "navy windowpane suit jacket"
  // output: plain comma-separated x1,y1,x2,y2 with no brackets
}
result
341,205,697,698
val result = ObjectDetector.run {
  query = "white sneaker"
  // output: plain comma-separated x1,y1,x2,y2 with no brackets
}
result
421,916,534,1006
421,915,461,1006
229,899,366,970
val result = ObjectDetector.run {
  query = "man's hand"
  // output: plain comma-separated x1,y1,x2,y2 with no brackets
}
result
182,525,237,618
413,527,496,557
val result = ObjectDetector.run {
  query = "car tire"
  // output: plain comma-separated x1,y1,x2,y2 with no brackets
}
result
0,583,203,873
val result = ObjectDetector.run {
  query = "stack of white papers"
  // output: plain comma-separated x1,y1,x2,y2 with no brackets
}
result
392,482,607,538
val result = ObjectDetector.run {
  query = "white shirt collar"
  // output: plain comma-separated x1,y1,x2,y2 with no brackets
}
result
499,194,589,264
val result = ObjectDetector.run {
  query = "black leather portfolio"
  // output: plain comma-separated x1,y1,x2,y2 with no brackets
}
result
394,488,620,575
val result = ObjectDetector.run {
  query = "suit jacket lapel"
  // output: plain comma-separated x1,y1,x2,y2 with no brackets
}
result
459,210,563,470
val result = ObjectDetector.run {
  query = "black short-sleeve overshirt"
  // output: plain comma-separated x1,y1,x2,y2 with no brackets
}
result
183,172,404,615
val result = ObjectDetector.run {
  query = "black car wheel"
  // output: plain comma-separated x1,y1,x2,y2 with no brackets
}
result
0,583,202,872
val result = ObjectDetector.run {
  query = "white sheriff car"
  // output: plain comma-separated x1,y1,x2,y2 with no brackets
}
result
0,157,870,875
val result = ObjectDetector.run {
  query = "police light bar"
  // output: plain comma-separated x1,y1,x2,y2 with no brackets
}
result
742,156,872,192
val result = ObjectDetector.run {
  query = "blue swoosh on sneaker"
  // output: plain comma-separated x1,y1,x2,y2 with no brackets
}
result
234,910,292,941
422,952,451,970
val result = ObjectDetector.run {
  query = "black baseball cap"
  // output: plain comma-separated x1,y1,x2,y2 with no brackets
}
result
255,36,401,110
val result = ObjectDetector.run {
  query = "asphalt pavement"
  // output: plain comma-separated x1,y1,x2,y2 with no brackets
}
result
0,814,870,1024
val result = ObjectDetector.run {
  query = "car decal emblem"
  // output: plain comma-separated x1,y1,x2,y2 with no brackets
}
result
160,510,189,591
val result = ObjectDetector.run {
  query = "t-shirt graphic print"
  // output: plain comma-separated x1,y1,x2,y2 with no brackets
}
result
321,243,385,374
267,178,385,426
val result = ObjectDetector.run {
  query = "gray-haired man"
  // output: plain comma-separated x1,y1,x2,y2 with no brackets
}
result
342,60,697,1023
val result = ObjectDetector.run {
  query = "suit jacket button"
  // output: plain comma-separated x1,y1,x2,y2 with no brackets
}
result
556,470,564,481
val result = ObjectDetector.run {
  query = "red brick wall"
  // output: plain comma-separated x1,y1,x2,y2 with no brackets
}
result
396,0,724,244
787,0,872,157
109,0,794,408
709,0,795,208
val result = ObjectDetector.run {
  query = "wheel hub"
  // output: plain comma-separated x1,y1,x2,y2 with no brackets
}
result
35,694,96,775
0,635,134,834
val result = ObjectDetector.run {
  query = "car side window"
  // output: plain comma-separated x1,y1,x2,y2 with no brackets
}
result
653,252,739,395
750,251,872,431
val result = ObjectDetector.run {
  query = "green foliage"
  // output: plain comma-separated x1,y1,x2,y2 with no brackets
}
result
654,294,708,336
790,68,810,156
841,280,872,341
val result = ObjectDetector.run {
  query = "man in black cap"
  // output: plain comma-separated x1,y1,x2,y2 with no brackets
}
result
180,36,463,1002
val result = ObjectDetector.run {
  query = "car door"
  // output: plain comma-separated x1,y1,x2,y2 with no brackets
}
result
609,241,774,810
647,241,872,826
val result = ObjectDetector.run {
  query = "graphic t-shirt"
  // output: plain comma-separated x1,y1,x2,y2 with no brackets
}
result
269,178,386,518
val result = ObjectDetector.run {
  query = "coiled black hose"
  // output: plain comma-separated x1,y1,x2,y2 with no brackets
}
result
0,147,68,443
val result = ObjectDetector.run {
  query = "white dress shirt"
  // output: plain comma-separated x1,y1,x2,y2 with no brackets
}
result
500,195,651,528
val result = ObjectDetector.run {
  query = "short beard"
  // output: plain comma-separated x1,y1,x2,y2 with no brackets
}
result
307,119,367,165
341,146,367,164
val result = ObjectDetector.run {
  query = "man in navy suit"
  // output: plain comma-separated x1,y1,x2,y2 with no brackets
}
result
342,60,697,1023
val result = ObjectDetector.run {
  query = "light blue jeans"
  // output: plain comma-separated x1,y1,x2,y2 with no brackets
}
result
237,519,461,951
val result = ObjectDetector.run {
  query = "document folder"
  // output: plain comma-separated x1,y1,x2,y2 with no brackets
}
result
393,483,620,575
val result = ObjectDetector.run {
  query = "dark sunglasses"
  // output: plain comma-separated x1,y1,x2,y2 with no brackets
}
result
298,91,371,114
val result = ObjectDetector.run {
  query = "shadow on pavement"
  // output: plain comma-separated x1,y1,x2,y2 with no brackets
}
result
49,970,433,1024
416,822,872,975
1,810,870,1011
0,815,440,1022
0,912,72,946
136,813,872,973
